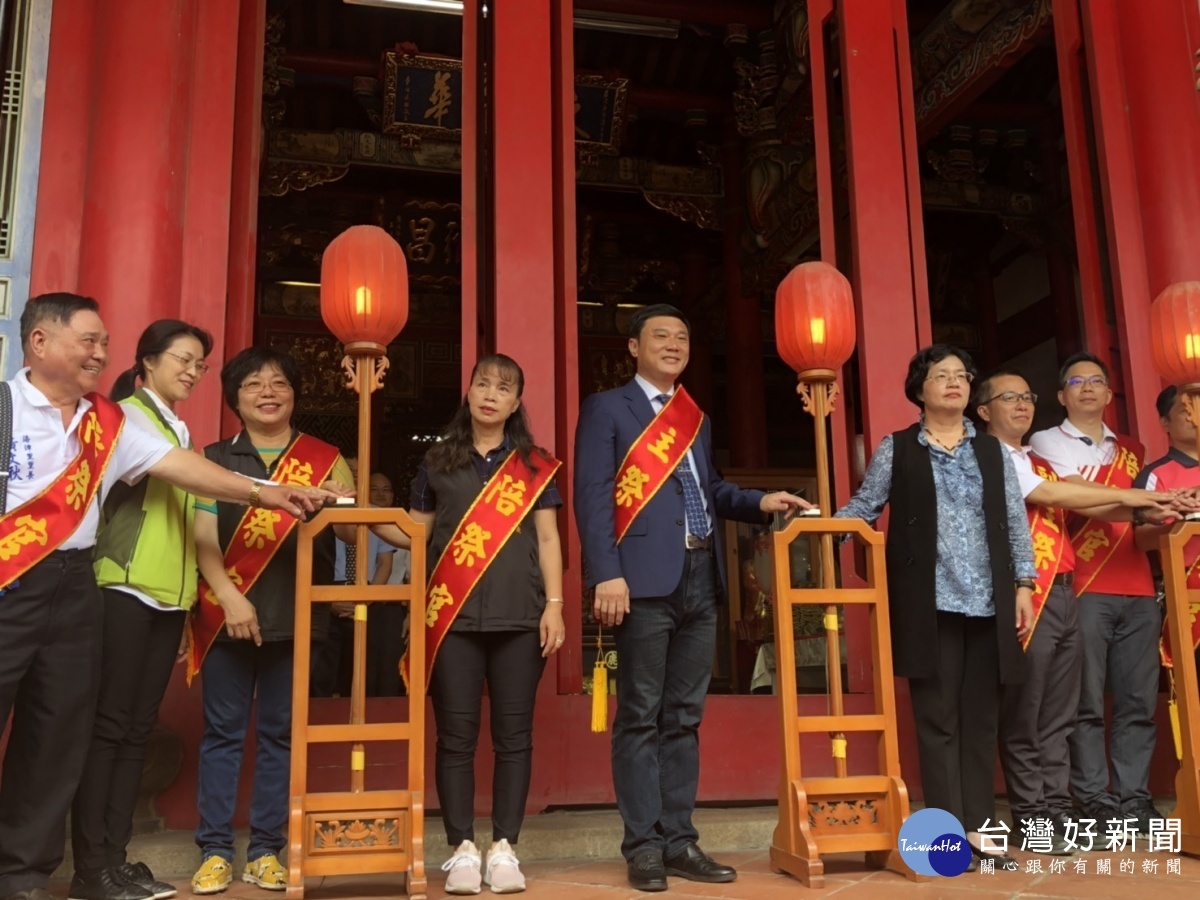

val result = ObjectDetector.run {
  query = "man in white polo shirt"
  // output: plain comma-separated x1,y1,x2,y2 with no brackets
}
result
977,369,1174,851
0,294,333,900
1028,352,1163,833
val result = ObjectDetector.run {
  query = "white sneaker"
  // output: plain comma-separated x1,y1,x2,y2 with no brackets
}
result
442,840,483,895
484,839,525,894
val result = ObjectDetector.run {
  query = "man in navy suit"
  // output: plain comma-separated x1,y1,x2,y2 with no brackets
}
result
574,304,808,892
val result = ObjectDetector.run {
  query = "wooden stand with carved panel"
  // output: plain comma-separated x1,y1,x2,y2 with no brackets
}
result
1156,519,1200,857
768,516,920,887
288,506,427,899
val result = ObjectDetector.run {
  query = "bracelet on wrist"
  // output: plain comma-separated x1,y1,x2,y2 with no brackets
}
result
546,597,564,604
248,483,263,508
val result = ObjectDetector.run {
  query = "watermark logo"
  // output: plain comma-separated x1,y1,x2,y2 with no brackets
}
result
896,807,972,877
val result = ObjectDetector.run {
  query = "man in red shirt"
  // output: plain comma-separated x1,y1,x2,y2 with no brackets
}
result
1134,385,1200,675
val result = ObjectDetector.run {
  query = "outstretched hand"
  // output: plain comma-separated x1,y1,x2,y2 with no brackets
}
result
760,491,814,519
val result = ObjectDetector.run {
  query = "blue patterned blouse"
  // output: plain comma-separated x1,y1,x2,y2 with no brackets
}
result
834,419,1036,617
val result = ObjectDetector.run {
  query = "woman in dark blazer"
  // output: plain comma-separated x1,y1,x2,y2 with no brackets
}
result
835,344,1036,869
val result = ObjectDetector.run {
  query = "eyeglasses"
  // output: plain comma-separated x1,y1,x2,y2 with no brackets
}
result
162,351,209,375
239,378,293,394
925,370,974,386
984,391,1038,405
1065,375,1108,389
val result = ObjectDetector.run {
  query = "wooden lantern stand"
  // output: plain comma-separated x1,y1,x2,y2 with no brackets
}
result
768,367,918,887
287,347,428,899
1155,384,1200,857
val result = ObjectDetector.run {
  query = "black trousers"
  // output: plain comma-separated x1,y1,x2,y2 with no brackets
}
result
999,584,1082,820
908,611,1001,833
0,550,103,895
71,589,186,874
366,603,406,697
430,630,546,847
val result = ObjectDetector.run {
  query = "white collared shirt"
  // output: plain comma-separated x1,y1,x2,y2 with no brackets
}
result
124,386,191,448
1002,441,1048,500
4,369,174,549
634,374,711,536
1028,419,1119,482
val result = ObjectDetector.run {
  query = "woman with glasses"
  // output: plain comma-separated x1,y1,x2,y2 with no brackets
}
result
69,320,214,900
834,343,1036,870
189,348,354,895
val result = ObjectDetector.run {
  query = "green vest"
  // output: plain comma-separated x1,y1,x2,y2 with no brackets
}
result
93,389,199,610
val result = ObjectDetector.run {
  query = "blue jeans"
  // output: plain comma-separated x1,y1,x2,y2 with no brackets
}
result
195,640,293,863
612,549,717,860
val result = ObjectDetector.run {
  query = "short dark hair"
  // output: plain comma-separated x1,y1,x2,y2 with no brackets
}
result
20,292,100,351
1058,351,1109,388
220,346,303,417
903,344,976,408
629,303,690,340
972,368,1028,408
111,319,215,401
1157,385,1179,419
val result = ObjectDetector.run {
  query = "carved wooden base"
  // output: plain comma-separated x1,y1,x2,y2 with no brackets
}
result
286,791,425,899
771,776,926,887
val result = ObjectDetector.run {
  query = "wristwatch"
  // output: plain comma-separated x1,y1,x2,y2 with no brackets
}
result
1015,578,1035,591
248,482,263,508
1132,507,1149,527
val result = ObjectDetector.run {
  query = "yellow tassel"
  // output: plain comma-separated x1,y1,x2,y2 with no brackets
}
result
831,737,847,759
1169,670,1183,761
591,627,609,733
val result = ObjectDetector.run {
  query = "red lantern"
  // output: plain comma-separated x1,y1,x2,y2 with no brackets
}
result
320,225,410,351
775,261,857,379
1150,282,1200,388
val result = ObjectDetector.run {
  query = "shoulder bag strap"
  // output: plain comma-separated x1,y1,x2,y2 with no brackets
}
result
0,382,13,515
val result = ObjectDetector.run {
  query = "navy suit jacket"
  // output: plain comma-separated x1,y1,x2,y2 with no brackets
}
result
573,378,767,599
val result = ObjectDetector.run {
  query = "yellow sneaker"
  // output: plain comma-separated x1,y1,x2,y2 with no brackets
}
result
242,855,287,891
191,855,233,894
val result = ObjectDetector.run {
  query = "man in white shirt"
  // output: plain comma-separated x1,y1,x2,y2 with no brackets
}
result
977,370,1172,850
1028,352,1163,832
0,294,332,900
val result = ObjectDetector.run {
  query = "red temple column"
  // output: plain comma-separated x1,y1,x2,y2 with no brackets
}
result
30,0,254,448
721,131,768,469
1115,0,1200,295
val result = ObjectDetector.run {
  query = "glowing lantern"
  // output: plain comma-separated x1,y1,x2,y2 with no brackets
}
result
320,225,409,351
775,261,857,380
1150,282,1200,388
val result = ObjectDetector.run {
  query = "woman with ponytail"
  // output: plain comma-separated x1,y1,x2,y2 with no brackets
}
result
68,320,213,900
378,354,564,895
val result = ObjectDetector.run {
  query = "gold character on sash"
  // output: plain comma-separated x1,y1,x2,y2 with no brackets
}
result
82,412,105,451
1033,532,1058,571
615,465,651,507
0,515,49,561
427,583,455,626
65,460,92,511
275,458,314,487
1118,447,1139,480
204,566,244,606
452,523,491,567
646,428,678,464
243,509,282,549
1076,528,1111,563
485,474,528,516
1042,508,1061,533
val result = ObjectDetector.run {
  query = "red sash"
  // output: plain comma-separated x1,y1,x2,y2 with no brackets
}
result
401,450,561,688
613,387,704,543
0,395,124,589
1069,437,1152,597
185,434,341,684
1023,455,1074,649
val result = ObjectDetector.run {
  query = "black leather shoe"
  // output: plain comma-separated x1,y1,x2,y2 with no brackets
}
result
113,863,177,900
664,843,737,883
627,850,668,892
